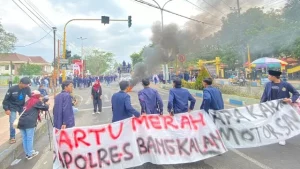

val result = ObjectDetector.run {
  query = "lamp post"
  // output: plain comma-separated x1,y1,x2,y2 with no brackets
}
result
77,37,87,77
151,0,175,82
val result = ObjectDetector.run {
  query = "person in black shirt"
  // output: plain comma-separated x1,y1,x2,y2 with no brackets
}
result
2,77,32,144
91,80,102,114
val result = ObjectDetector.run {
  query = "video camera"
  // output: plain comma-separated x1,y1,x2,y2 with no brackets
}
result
43,96,49,103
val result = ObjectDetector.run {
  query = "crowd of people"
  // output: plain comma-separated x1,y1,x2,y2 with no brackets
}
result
1,69,299,161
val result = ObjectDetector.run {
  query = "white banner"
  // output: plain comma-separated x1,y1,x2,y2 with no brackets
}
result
211,100,300,148
53,111,227,169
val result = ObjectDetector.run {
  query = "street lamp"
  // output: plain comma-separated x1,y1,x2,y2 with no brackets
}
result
151,0,174,30
77,37,87,77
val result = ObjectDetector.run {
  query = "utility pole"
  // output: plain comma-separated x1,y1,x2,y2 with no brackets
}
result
77,37,87,77
52,27,57,96
237,0,241,16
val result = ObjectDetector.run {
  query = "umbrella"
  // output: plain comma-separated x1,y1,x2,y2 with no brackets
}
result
252,57,288,68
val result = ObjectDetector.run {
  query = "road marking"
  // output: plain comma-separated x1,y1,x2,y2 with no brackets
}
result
85,97,91,105
231,149,273,169
74,94,83,106
104,94,109,102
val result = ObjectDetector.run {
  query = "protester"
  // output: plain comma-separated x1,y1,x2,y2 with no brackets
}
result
111,81,140,122
261,70,299,146
17,90,49,160
138,78,163,115
38,84,48,97
167,77,196,115
91,80,102,114
200,78,224,113
53,80,74,129
2,77,32,144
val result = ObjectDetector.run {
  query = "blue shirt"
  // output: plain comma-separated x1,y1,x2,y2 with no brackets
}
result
200,86,224,112
167,87,196,114
53,91,75,129
111,91,140,122
138,87,163,114
261,81,299,103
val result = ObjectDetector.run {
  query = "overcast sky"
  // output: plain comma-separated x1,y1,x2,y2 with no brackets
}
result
0,0,285,63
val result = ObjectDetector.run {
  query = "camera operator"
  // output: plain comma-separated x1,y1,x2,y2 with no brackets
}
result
17,90,49,160
2,77,32,144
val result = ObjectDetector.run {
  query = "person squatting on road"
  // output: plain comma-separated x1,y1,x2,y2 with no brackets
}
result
17,90,49,160
167,77,196,115
91,80,102,114
111,81,140,122
200,78,224,114
138,78,163,115
2,77,32,144
261,70,300,146
53,80,75,129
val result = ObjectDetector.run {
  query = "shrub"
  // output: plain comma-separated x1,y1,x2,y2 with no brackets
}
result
213,83,263,99
13,76,20,84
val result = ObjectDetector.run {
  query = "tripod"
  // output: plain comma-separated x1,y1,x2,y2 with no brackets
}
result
44,110,53,150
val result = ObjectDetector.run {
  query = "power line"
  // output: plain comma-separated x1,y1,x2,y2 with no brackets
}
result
18,0,52,30
24,0,53,28
12,0,49,33
184,0,220,18
132,0,221,27
14,31,51,47
220,0,231,8
201,0,227,15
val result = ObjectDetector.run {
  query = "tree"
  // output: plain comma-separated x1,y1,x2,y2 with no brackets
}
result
85,49,115,75
0,22,17,53
130,52,143,67
18,64,42,75
68,54,81,64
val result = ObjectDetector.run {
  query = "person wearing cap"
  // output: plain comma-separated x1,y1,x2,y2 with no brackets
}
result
261,69,300,146
53,80,75,129
17,90,49,160
138,78,163,115
2,77,32,144
167,77,196,115
200,78,224,113
111,81,140,122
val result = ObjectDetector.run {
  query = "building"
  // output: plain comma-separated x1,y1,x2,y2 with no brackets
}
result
0,53,52,75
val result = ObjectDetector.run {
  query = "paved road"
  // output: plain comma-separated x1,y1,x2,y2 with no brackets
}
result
6,82,300,169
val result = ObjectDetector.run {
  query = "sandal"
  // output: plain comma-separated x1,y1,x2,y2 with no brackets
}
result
9,139,16,144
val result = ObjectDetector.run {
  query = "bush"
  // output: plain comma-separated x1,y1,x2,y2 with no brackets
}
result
213,83,263,99
13,76,20,84
182,80,196,89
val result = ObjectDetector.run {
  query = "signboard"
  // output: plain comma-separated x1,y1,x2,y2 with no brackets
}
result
60,59,69,64
178,54,186,62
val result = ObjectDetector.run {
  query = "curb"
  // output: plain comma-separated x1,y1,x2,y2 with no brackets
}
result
0,118,51,169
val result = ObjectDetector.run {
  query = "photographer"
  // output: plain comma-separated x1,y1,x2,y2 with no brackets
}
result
17,90,49,160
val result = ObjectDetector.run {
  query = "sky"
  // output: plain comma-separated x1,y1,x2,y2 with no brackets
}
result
0,0,286,63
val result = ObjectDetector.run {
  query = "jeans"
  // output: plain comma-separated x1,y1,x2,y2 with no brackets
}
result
93,99,102,112
20,128,35,156
9,111,17,139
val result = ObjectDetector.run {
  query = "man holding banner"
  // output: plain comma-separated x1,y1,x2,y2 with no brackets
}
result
138,78,163,115
200,78,224,113
167,78,196,115
261,70,299,145
111,81,140,122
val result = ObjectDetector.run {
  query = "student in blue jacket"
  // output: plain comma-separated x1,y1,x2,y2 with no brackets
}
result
167,78,196,115
111,81,140,122
261,70,299,146
200,77,224,113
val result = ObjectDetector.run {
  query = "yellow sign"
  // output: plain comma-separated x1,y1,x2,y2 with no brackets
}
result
62,70,66,82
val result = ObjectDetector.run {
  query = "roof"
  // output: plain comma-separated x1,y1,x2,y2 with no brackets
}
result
0,53,30,62
28,56,48,64
0,53,49,64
